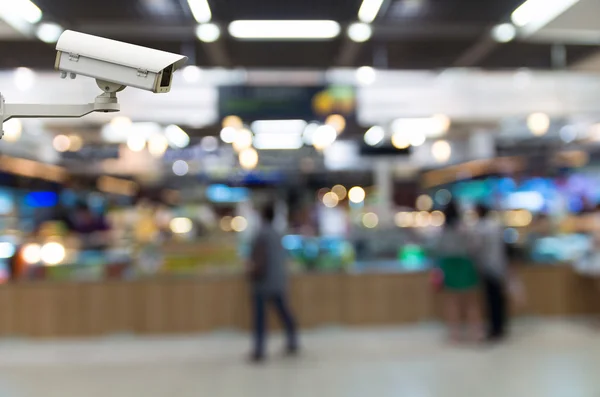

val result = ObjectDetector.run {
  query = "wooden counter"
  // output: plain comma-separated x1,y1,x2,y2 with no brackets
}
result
0,265,597,337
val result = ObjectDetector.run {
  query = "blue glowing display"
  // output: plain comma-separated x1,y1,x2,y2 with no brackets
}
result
206,184,249,203
24,192,58,208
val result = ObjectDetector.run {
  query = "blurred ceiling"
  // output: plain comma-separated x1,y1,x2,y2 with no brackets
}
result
0,0,599,70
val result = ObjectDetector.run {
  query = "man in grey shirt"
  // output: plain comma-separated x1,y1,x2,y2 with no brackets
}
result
247,204,298,362
475,205,509,341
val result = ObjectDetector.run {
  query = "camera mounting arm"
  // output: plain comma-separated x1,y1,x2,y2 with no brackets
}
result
0,79,122,139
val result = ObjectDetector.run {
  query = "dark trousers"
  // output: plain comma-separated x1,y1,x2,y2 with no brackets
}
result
252,292,298,357
483,275,507,338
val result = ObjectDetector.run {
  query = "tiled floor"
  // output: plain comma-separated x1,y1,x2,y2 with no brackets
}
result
0,319,599,397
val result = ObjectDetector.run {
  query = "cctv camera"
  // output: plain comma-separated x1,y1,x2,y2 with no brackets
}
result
55,30,188,94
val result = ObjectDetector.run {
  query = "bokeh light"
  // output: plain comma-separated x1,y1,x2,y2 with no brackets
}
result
22,243,41,264
172,160,189,176
127,135,146,152
348,186,366,203
332,185,347,200
170,217,193,234
416,194,433,211
362,212,379,228
312,125,337,150
431,210,446,227
220,216,233,232
325,114,346,134
40,242,66,265
222,115,243,129
220,127,237,143
392,131,410,149
364,126,385,146
2,119,22,142
527,112,550,136
231,216,248,232
232,128,253,152
323,192,340,208
53,134,71,152
431,140,451,163
239,148,259,170
394,212,413,228
68,135,83,152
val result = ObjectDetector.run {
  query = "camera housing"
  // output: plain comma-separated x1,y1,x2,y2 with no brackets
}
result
55,30,188,93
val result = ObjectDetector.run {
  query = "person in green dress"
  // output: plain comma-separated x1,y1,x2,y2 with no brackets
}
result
435,201,482,342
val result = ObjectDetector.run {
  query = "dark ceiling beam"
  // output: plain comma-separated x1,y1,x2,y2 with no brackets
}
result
201,42,233,67
335,38,362,67
72,22,195,40
375,23,484,41
453,36,497,67
336,21,485,67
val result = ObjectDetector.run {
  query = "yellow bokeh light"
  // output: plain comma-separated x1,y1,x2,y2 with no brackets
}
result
40,242,66,266
416,194,433,211
431,140,451,163
415,211,431,227
362,212,379,228
232,128,253,152
239,148,259,170
527,112,550,136
394,212,413,228
22,243,41,264
432,114,451,135
2,119,22,142
331,184,347,200
391,131,410,149
504,209,533,227
231,216,248,232
53,134,71,152
323,192,340,208
111,116,132,127
348,186,366,203
148,134,169,157
170,217,193,234
431,210,446,227
220,216,233,232
325,114,346,134
222,115,243,129
68,135,83,152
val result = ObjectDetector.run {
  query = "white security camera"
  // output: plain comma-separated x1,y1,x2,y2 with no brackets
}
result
0,30,188,139
55,30,188,94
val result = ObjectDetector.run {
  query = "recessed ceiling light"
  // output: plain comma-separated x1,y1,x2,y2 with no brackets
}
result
196,23,221,42
228,20,341,40
358,0,385,23
35,22,63,43
491,23,517,43
187,0,211,23
511,0,580,35
347,22,372,43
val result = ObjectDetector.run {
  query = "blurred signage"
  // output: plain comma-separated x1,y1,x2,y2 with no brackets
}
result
163,145,225,162
61,146,119,161
206,184,249,203
218,85,355,121
495,141,558,174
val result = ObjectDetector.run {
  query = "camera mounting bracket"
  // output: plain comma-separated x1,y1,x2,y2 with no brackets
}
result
0,78,121,140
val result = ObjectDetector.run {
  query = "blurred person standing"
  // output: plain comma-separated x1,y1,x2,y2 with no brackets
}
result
434,201,482,342
69,203,111,250
247,204,298,363
475,205,509,341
